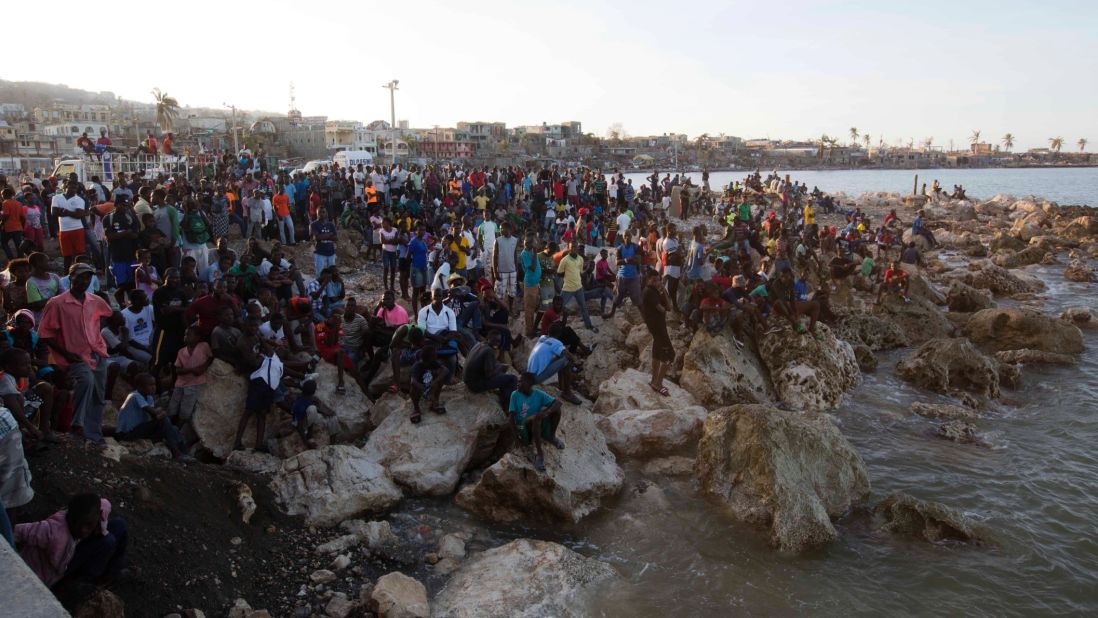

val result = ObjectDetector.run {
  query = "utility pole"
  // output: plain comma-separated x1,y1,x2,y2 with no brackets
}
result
223,102,239,153
382,80,399,165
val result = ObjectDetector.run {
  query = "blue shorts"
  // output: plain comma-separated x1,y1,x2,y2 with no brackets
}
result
532,356,568,385
411,267,428,288
112,261,134,285
245,377,276,412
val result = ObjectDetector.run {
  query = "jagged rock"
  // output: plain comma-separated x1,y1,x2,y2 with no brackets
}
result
1009,213,1046,242
935,420,982,445
988,231,1027,253
875,294,954,345
342,519,397,549
325,593,356,618
755,324,861,412
991,245,1048,269
370,572,429,618
964,308,1084,354
316,534,361,555
994,349,1076,365
592,368,698,415
583,320,638,392
641,456,695,476
361,388,507,496
455,403,624,524
194,360,371,459
596,406,707,458
336,229,363,264
270,445,402,526
945,260,1045,296
896,338,1007,398
678,330,774,406
902,229,932,252
909,402,979,421
310,569,337,583
224,450,282,475
1061,307,1098,329
437,534,467,561
1061,215,1098,239
834,312,908,351
1064,260,1095,282
74,589,125,618
875,493,989,544
695,405,870,553
852,344,877,372
907,275,947,305
945,281,994,313
431,539,616,618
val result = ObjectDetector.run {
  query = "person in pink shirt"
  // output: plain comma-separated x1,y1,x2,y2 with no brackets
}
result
168,326,214,426
373,290,409,329
16,493,128,607
37,263,113,443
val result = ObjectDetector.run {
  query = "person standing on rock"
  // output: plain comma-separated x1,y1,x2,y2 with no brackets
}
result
409,344,450,424
509,372,565,472
640,270,674,396
37,263,113,443
310,207,337,277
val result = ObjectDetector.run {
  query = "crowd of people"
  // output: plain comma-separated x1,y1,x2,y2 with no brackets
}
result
0,155,935,608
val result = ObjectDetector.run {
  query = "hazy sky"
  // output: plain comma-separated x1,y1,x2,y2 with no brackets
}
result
6,0,1096,151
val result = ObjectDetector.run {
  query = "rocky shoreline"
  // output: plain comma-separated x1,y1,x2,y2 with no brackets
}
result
26,190,1096,617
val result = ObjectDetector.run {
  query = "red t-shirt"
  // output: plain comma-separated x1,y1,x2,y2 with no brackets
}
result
1,199,26,232
540,308,562,336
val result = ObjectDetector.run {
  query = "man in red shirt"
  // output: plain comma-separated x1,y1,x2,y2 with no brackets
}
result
0,186,26,259
184,279,242,337
37,263,114,442
877,260,911,304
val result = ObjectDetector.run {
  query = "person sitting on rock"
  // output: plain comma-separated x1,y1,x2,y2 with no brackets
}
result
409,344,450,424
876,261,912,305
417,288,461,381
278,379,337,449
15,493,130,608
116,373,194,462
769,267,820,339
463,329,517,412
508,371,565,472
526,324,582,405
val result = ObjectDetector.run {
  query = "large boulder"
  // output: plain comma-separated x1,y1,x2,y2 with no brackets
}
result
455,402,624,523
596,406,708,458
695,405,870,553
988,231,1027,253
1064,259,1095,282
1061,306,1098,329
592,368,698,415
1060,215,1098,240
964,308,1084,354
945,281,994,313
895,338,1009,398
335,229,363,267
193,360,371,459
678,330,773,406
755,324,861,412
834,312,908,351
361,389,507,496
431,539,616,618
874,493,989,544
371,572,429,618
874,294,954,345
271,445,402,526
994,349,1076,366
991,245,1048,269
582,319,638,391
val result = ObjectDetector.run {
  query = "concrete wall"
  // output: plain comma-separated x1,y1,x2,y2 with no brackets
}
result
0,538,70,617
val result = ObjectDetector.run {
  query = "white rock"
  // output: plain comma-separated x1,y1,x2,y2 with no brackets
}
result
371,572,429,618
596,406,707,458
679,330,773,406
437,534,466,561
592,368,697,415
270,445,402,526
756,324,861,412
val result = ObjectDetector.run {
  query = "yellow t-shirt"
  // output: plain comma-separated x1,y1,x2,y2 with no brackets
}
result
804,205,815,225
557,253,584,292
473,195,489,211
450,237,470,269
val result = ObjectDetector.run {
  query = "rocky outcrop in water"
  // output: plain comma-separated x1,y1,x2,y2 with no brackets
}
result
678,330,774,406
834,312,909,351
755,325,861,412
895,338,1011,398
360,389,507,496
944,260,1045,296
994,349,1076,366
431,539,616,618
874,493,989,544
964,308,1084,354
909,402,979,421
455,403,624,523
695,404,870,553
946,281,994,313
270,445,402,526
1063,259,1095,282
596,406,708,458
1061,307,1098,329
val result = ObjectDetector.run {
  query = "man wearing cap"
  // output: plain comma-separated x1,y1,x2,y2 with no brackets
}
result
37,263,113,443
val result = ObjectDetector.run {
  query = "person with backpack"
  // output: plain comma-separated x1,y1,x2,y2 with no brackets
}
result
179,198,212,273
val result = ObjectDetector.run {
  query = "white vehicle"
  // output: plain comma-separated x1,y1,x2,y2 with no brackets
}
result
302,159,332,174
331,150,373,170
52,153,190,187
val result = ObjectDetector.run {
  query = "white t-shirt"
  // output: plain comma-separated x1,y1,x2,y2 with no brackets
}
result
417,304,456,335
52,194,86,232
123,305,155,347
478,221,498,254
430,262,451,293
258,321,285,342
616,212,631,236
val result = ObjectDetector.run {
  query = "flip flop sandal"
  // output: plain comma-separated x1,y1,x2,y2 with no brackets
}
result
410,412,422,424
336,384,347,394
386,384,400,394
649,383,670,396
432,405,448,415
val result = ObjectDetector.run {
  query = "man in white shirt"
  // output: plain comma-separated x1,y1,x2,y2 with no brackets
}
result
353,165,366,199
417,288,459,380
615,207,632,242
52,181,89,271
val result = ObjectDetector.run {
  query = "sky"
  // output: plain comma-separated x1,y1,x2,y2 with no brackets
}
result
5,0,1097,151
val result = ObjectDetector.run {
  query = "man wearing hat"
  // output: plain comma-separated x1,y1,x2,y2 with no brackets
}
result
37,263,113,443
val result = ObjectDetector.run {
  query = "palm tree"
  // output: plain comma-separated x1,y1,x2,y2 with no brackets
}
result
1078,138,1088,152
1001,133,1014,152
849,127,859,147
922,137,934,150
969,130,981,146
863,134,871,153
151,88,180,133
1050,137,1064,153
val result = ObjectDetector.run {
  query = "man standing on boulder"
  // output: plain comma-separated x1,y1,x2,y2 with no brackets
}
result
640,270,674,396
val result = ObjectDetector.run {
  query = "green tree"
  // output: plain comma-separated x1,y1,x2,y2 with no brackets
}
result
1001,133,1014,152
151,88,180,133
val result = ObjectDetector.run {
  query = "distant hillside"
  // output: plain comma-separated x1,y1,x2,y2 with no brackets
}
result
0,80,279,118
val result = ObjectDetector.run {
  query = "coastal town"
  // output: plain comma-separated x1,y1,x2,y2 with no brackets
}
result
0,80,1093,177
